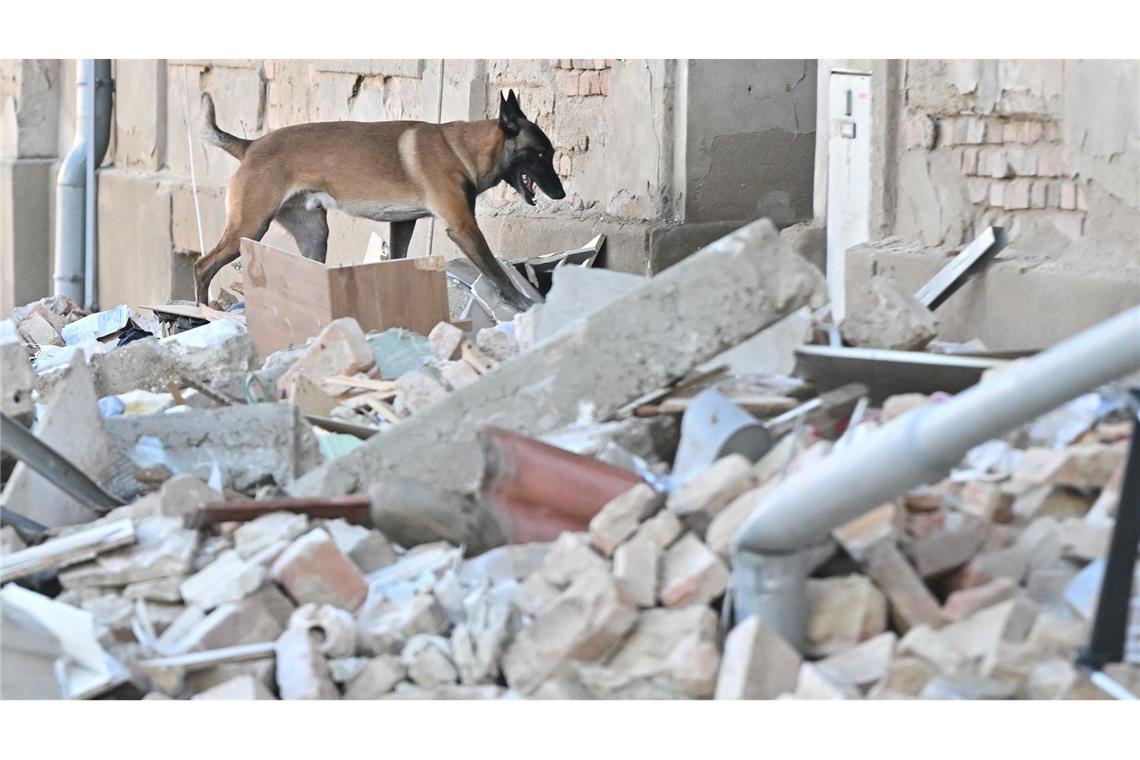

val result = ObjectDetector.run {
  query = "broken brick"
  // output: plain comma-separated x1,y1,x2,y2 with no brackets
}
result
270,528,368,612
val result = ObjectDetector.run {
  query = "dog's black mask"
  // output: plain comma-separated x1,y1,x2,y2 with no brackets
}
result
498,90,566,206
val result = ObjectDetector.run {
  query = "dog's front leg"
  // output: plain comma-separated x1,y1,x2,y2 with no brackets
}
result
431,194,533,312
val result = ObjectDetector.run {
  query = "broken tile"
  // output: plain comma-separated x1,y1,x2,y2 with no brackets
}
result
270,528,368,611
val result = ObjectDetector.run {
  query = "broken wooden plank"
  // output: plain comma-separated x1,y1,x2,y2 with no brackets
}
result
184,496,371,529
322,375,399,395
914,226,1005,310
0,518,136,583
461,341,498,375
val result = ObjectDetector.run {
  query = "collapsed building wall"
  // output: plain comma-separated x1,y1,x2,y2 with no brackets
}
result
815,59,1140,350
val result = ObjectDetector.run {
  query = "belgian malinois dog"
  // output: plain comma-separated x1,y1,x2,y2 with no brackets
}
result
195,89,565,310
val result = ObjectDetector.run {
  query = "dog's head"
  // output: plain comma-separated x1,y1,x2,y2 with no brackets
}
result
498,90,566,205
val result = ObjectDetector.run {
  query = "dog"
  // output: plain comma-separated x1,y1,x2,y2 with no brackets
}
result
195,89,565,310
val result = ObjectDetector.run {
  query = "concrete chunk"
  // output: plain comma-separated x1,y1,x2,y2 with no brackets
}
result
817,631,897,690
179,550,266,610
2,357,114,527
839,276,938,351
794,663,861,699
192,674,276,700
343,655,405,699
289,219,824,502
277,317,373,393
539,533,608,588
394,369,449,415
428,321,464,361
666,454,757,538
502,567,637,694
805,575,889,657
715,615,802,700
168,586,292,654
612,530,660,608
402,634,459,688
589,483,663,556
862,540,945,632
658,533,729,608
275,625,339,700
355,595,449,656
606,605,721,698
270,528,368,612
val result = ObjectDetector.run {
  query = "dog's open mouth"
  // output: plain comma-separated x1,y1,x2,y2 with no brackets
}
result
517,172,537,205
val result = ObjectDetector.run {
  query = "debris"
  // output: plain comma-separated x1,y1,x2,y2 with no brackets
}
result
502,567,637,694
805,575,889,657
669,391,772,486
191,673,275,700
913,226,1004,311
402,634,459,688
59,516,199,589
270,528,369,611
0,519,136,583
714,615,801,699
666,454,757,537
179,550,267,610
658,533,729,608
607,605,721,698
2,357,118,527
612,530,660,608
794,662,861,699
475,326,518,363
275,624,339,699
588,483,663,557
427,321,465,361
840,276,939,352
817,631,898,690
343,656,405,699
862,540,945,632
356,594,449,656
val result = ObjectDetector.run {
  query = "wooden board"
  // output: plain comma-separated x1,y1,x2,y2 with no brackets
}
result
240,239,449,359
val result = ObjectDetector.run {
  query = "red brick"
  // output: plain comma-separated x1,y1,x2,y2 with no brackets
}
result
863,541,945,632
270,528,368,611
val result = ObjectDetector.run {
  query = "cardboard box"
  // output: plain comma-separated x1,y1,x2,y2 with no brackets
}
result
240,238,449,358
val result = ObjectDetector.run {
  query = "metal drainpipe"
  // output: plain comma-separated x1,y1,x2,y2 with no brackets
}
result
52,60,112,307
52,61,89,302
730,306,1140,650
84,60,113,310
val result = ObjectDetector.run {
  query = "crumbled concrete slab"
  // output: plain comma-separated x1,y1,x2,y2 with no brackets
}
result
606,605,721,698
270,528,369,612
2,357,115,527
666,454,756,538
589,483,663,557
289,219,825,500
105,403,323,492
502,567,637,695
715,615,801,700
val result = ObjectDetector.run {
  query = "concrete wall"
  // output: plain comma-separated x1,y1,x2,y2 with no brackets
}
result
816,59,1140,347
4,59,819,310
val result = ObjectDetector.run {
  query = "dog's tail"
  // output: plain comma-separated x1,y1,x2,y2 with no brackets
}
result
198,92,252,160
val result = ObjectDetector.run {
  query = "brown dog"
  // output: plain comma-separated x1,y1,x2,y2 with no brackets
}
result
195,89,565,310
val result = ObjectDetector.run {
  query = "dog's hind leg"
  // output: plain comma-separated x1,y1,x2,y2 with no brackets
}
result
195,172,280,303
275,196,329,263
389,220,415,260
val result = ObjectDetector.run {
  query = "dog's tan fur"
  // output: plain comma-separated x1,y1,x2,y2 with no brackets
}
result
194,90,562,309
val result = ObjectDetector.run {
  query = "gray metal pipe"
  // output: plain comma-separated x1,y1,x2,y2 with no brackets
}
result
53,60,112,307
84,60,113,309
731,306,1140,640
53,61,89,302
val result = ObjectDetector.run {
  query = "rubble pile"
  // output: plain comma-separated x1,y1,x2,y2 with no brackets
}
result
2,219,1137,700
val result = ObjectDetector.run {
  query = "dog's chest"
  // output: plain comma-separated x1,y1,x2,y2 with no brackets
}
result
302,192,430,223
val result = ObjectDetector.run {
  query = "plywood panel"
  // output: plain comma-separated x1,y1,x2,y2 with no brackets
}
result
241,239,331,358
326,257,448,338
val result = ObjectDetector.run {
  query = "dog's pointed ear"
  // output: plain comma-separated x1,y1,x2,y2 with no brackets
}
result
499,90,521,136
